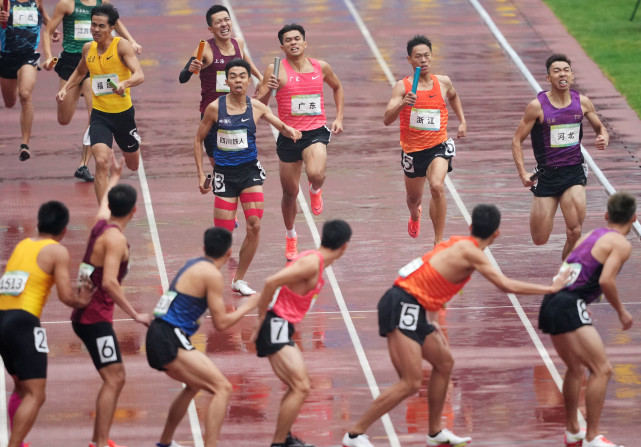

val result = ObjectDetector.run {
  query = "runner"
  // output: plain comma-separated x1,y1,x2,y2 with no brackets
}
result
71,152,152,447
146,227,260,447
194,59,300,296
512,53,609,259
42,0,142,182
56,3,144,203
342,204,568,447
256,23,344,260
539,192,635,447
0,201,91,447
254,219,351,447
383,35,466,244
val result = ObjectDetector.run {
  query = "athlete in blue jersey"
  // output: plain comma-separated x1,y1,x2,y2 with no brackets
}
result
146,227,259,447
539,192,635,447
194,59,301,296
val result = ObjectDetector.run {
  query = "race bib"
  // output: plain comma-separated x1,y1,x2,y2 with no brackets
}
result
399,302,420,331
270,317,290,344
291,94,321,116
34,327,49,353
550,123,581,147
13,6,38,27
554,262,582,287
153,290,177,317
76,262,94,289
217,129,248,151
92,73,119,96
410,108,440,131
0,271,30,296
216,71,230,93
74,20,92,40
96,335,117,364
214,172,226,193
398,257,423,278
444,137,456,156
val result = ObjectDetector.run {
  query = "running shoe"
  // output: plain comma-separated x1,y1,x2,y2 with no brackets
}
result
89,441,127,447
285,236,298,261
341,432,374,447
582,435,624,447
18,144,30,161
285,432,315,447
156,442,186,447
74,165,95,182
231,279,256,296
426,428,471,446
408,205,421,238
235,215,240,229
309,183,323,215
565,428,586,446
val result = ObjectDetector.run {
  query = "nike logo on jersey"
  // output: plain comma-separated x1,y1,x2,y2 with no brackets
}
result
106,56,113,60
127,144,136,148
429,94,436,98
311,75,320,80
241,118,251,122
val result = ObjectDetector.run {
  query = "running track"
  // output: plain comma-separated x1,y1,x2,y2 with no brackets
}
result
1,0,640,446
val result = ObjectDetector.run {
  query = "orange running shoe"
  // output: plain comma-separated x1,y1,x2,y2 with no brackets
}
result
90,441,127,447
309,183,323,215
285,236,298,261
408,205,421,238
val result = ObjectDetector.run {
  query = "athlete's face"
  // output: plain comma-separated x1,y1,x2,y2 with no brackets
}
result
408,44,432,73
280,31,307,57
91,15,113,43
546,61,574,90
209,12,232,40
226,66,251,94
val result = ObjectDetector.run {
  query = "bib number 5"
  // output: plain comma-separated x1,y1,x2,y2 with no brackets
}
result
399,302,420,331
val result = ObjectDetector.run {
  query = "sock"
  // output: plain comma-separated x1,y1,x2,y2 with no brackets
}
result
286,228,296,239
428,430,442,438
156,443,171,447
349,433,362,439
8,392,21,428
309,184,320,194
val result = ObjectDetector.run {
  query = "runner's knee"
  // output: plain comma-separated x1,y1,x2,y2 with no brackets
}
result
104,367,126,389
429,181,445,198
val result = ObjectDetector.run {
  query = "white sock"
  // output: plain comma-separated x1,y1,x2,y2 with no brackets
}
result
309,184,321,194
286,228,296,238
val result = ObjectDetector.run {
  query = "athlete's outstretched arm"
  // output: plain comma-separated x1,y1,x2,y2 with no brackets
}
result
321,61,344,134
581,95,609,150
237,38,263,83
384,80,414,126
442,75,467,138
95,152,124,222
56,42,90,101
599,237,633,329
115,38,144,95
511,99,542,187
208,269,260,331
253,100,301,141
51,245,92,308
42,0,71,65
256,63,277,105
193,102,218,194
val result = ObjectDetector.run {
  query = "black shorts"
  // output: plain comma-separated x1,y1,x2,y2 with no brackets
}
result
146,318,194,371
55,51,89,82
89,106,141,152
0,310,48,380
378,286,436,345
538,290,593,335
531,163,586,197
0,51,40,79
402,139,455,178
72,321,122,370
255,310,295,358
276,125,331,163
213,159,265,198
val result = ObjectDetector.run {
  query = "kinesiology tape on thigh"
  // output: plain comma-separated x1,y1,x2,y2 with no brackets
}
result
214,196,237,231
240,192,264,218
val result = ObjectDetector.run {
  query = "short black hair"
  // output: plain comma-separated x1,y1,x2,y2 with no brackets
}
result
607,192,636,224
471,204,501,239
320,219,351,249
108,184,137,218
407,35,432,56
545,54,572,74
225,58,250,78
91,4,119,27
204,227,232,258
206,5,230,27
278,23,305,45
37,201,69,236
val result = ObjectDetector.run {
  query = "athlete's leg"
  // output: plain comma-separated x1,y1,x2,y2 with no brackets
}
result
235,186,264,282
93,362,126,447
301,142,327,191
0,78,18,108
7,377,46,447
348,329,423,434
92,143,112,203
279,160,304,231
426,157,449,244
268,345,310,444
421,328,455,435
56,77,82,125
405,176,426,222
559,185,586,260
16,64,37,146
530,196,560,246
78,78,95,169
121,149,140,172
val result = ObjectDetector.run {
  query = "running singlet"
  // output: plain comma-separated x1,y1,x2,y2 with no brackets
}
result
71,220,129,324
86,37,133,113
199,37,241,114
0,238,57,318
276,58,326,131
394,236,477,311
269,250,325,324
154,257,211,336
62,0,101,53
561,228,616,304
400,74,448,153
530,89,583,168
0,0,42,53
212,95,257,166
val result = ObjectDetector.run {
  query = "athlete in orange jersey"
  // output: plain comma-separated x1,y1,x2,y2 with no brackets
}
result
342,204,568,447
384,35,467,244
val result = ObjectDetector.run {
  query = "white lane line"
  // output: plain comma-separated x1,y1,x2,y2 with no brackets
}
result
0,358,7,446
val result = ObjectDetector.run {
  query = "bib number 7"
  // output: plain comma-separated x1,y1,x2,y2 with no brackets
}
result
270,317,290,344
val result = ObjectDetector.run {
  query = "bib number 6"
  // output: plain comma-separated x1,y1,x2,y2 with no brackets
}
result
96,335,118,364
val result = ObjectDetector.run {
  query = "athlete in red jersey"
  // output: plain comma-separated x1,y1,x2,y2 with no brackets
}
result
384,35,467,244
342,204,567,447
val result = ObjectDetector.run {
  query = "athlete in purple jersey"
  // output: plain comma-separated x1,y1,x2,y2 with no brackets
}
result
512,54,609,259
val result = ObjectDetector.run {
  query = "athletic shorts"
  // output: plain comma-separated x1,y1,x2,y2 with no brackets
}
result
255,310,295,358
531,163,586,197
378,286,435,345
538,290,593,335
0,51,40,79
146,318,194,371
402,139,455,178
89,106,141,152
213,159,265,198
55,51,89,82
0,310,48,380
276,125,331,163
72,321,122,370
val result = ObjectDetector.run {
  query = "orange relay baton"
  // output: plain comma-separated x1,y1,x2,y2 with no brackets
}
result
194,40,205,75
45,57,58,70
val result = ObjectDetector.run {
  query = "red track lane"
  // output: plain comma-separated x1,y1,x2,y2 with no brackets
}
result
1,1,640,446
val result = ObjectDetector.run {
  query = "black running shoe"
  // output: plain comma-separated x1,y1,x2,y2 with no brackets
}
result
74,165,94,182
285,433,314,447
18,144,30,161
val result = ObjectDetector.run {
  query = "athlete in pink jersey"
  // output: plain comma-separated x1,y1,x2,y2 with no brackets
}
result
257,23,344,261
253,220,351,447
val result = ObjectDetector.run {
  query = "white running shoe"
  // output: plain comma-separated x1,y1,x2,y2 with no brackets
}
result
231,279,256,296
582,435,624,447
426,428,472,446
565,428,586,446
341,432,374,447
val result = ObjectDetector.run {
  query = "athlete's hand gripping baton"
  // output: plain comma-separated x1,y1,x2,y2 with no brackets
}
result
203,173,213,190
411,66,421,94
194,40,205,75
271,57,280,97
44,57,58,70
2,0,9,29
107,79,126,97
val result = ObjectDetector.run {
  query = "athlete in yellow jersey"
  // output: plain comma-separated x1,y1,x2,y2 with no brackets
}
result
56,3,144,203
0,201,90,447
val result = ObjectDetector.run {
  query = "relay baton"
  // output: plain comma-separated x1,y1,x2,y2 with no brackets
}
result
530,167,545,182
2,0,8,29
194,40,206,75
411,66,421,94
45,57,58,70
271,57,280,97
107,79,126,97
203,173,213,189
